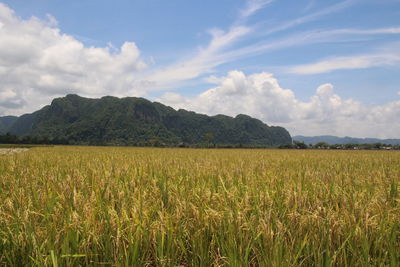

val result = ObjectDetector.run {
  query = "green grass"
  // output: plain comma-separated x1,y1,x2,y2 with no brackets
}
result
0,147,399,266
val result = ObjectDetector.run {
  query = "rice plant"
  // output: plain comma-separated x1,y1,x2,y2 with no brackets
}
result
0,147,399,266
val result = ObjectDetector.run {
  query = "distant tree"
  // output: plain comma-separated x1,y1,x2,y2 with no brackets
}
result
329,144,338,149
293,141,308,149
278,143,294,149
344,143,356,150
373,143,383,149
314,142,330,149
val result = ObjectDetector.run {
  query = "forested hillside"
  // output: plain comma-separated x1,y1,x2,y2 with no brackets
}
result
1,94,292,146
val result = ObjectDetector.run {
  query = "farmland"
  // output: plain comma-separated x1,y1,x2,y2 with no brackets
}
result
0,147,399,266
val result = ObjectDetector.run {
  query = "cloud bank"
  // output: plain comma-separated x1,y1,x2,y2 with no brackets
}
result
160,71,400,139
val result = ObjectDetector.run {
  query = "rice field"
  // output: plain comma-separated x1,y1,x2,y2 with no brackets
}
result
0,146,399,266
0,148,29,156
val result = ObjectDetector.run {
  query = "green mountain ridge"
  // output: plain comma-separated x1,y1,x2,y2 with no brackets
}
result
1,94,292,146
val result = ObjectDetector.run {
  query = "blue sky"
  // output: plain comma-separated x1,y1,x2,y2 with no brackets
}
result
0,0,400,138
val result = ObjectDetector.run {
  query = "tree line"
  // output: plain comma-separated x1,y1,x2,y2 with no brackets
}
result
0,133,68,145
0,132,277,148
2,132,399,150
280,141,400,150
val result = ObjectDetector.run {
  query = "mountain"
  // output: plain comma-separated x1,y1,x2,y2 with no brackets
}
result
293,135,400,145
0,116,18,134
2,94,292,146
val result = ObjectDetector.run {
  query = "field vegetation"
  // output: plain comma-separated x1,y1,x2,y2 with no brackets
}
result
0,147,399,266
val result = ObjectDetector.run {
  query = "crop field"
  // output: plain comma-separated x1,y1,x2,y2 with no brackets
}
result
0,147,399,266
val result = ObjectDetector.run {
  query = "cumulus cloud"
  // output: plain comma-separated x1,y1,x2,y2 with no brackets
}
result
159,70,400,139
0,3,146,115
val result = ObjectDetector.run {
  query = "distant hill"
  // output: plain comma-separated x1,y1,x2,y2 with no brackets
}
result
293,135,400,145
1,94,292,146
0,116,18,134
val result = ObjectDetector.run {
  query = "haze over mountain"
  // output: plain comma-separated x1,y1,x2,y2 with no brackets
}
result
0,116,18,134
293,135,400,146
0,94,291,146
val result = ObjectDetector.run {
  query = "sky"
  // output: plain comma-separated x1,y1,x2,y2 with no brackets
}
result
0,0,399,138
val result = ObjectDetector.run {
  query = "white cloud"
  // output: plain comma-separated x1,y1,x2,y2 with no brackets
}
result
137,0,276,91
159,70,400,139
137,0,395,94
220,26,400,64
327,27,400,35
139,0,356,92
140,25,251,90
287,52,400,74
261,0,358,36
0,3,146,115
141,13,400,91
240,0,274,19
